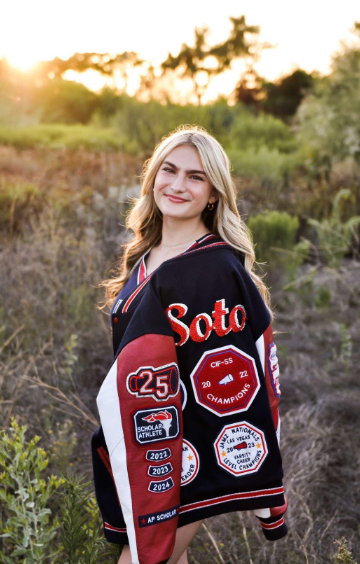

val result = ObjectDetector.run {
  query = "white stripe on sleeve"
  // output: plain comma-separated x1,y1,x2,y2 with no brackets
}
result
97,360,140,564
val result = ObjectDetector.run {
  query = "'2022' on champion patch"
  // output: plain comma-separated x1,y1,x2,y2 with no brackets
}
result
126,363,179,401
133,406,180,444
214,421,267,476
190,345,260,416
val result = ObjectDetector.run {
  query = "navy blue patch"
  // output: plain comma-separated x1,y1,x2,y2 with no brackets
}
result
148,477,174,493
148,462,173,477
146,448,171,462
134,407,180,445
126,363,179,401
138,505,179,527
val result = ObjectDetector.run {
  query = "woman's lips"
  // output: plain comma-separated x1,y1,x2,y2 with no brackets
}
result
165,194,188,203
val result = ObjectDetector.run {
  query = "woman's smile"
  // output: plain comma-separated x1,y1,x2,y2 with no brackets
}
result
165,194,188,203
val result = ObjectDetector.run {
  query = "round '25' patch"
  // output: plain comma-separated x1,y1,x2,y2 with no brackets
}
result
190,345,260,416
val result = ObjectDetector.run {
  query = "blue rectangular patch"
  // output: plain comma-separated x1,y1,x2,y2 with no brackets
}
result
138,505,179,527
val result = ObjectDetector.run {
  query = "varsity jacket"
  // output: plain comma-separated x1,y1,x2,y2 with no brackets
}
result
92,234,288,564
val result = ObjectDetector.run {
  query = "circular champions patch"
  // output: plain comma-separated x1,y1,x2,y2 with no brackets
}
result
214,422,267,476
181,439,200,486
190,345,260,416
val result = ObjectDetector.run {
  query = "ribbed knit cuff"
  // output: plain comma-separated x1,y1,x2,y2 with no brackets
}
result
257,514,288,541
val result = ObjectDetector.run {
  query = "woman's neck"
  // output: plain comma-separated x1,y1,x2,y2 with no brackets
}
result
160,218,210,248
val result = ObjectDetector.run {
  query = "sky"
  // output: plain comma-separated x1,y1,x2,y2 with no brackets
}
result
1,0,359,100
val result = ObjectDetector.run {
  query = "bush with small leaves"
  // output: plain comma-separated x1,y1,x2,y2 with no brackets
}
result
334,538,357,564
0,418,64,564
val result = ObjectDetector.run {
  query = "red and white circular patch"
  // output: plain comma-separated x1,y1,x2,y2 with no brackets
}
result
214,422,267,476
189,345,260,416
181,439,200,486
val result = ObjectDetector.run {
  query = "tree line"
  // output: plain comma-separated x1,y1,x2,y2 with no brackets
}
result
0,15,314,124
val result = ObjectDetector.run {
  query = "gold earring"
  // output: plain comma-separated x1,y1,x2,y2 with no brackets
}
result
207,202,215,210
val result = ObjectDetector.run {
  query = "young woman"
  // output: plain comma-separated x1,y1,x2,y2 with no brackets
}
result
92,126,288,564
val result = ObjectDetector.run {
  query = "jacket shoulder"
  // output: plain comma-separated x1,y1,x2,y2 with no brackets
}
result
152,244,270,342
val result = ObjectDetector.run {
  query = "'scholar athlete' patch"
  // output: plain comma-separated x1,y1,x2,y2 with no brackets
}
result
138,505,179,527
133,406,180,444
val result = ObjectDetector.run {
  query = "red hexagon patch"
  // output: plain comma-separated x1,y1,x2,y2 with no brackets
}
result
189,345,260,416
214,421,268,476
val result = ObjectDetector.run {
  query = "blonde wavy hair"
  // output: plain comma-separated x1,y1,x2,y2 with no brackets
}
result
100,125,272,318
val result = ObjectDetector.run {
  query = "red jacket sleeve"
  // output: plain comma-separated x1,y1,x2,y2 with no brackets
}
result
254,323,288,540
97,281,183,564
255,324,281,436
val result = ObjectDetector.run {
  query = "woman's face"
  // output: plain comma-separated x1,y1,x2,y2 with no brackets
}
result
153,145,218,221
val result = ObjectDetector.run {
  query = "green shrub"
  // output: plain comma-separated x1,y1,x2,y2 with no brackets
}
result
228,145,302,182
0,418,64,563
0,420,119,564
227,110,295,153
334,538,357,564
0,182,45,232
0,124,122,151
247,210,302,284
59,476,115,564
314,285,331,309
248,210,299,264
308,188,360,266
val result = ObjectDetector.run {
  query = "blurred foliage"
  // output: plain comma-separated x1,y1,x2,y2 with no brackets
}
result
248,211,304,285
334,538,358,564
59,476,119,564
0,182,44,232
0,419,64,563
0,124,122,151
248,210,299,263
314,285,332,309
32,79,100,124
295,22,360,169
0,420,119,564
234,68,314,120
307,189,360,266
160,16,260,104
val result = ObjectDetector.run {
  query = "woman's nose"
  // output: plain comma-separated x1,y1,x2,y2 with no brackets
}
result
171,173,186,192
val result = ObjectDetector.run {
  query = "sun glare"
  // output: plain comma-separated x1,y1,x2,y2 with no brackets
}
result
6,53,41,73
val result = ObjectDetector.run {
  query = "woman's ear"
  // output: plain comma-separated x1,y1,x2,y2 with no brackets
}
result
210,189,219,204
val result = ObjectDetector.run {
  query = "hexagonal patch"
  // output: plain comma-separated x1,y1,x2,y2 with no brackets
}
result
214,421,267,476
189,345,260,416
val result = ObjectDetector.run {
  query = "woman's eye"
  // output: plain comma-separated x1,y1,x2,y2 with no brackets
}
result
163,167,175,173
190,175,204,181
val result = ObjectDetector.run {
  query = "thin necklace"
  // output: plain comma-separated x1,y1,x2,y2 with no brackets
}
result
160,231,211,248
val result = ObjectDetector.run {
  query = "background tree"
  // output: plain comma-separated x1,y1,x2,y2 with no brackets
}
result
234,68,314,121
161,16,264,105
40,51,143,93
294,21,360,167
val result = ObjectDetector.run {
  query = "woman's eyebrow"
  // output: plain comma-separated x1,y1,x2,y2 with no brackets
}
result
163,160,206,176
